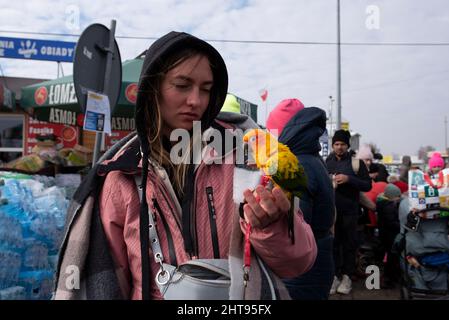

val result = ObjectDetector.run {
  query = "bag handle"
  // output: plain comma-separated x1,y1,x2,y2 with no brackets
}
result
134,175,169,284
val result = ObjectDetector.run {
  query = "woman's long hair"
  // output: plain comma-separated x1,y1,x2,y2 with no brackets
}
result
141,48,211,194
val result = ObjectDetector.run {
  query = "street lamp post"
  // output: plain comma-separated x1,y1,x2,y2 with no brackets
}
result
336,0,342,130
445,115,448,152
329,95,335,138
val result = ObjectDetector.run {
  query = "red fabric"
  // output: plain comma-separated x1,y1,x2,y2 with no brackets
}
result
368,211,377,227
260,89,268,102
266,98,305,136
365,181,387,226
244,223,252,268
393,181,408,193
366,181,388,203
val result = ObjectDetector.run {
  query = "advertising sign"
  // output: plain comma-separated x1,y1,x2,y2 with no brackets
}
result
25,116,79,155
0,36,76,62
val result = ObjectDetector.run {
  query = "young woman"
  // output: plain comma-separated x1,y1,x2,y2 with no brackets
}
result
54,31,316,300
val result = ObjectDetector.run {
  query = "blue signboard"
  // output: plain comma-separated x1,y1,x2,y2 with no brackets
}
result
0,36,76,62
319,129,329,159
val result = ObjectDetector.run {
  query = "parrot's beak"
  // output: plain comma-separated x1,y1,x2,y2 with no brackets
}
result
243,129,262,143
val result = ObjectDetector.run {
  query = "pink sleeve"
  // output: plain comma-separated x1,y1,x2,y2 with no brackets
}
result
240,210,317,279
99,172,132,298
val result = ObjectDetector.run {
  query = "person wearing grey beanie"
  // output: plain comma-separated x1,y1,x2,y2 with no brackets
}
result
383,183,402,200
376,183,402,288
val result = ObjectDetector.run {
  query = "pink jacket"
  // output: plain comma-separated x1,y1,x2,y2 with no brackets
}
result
99,137,317,300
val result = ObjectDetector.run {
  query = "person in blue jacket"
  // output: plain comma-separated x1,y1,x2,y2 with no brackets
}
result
266,99,335,300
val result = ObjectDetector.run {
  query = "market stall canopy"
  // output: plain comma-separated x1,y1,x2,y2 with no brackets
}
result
0,84,16,111
20,58,143,131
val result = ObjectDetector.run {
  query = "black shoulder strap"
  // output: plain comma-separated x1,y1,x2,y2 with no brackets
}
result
181,164,196,256
153,199,178,266
135,174,151,300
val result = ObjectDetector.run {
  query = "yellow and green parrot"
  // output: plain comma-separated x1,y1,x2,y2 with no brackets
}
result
243,128,310,243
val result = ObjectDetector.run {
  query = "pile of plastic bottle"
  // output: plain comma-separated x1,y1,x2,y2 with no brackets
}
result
0,172,69,300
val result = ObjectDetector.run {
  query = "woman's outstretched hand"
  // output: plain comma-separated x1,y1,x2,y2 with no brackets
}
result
242,185,290,229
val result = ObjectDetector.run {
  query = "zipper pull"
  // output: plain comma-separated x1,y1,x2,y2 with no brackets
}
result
243,267,250,287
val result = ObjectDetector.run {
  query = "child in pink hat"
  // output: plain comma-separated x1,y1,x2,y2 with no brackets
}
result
266,98,305,136
428,152,445,175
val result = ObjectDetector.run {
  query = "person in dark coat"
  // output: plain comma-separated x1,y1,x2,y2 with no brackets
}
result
266,99,335,300
326,129,372,295
373,153,389,183
376,184,402,288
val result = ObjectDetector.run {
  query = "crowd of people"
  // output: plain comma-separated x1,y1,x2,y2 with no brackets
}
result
52,31,449,300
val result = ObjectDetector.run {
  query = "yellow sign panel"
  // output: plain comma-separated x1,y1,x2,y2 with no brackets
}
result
440,196,449,208
341,122,349,131
383,155,393,164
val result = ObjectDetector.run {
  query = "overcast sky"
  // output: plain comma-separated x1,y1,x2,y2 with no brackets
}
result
1,0,448,157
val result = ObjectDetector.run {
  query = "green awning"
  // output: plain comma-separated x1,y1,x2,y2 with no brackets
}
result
20,58,143,130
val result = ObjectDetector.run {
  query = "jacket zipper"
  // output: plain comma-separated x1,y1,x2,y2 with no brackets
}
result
206,186,220,258
190,146,236,258
190,161,209,258
190,171,198,257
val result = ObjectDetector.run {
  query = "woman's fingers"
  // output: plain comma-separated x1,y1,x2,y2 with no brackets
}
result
243,189,268,226
243,203,262,227
255,186,278,216
242,186,291,228
271,187,291,212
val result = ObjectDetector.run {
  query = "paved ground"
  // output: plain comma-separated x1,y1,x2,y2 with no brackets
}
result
329,277,401,300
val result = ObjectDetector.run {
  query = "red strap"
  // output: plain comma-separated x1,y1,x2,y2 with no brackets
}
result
244,223,251,268
260,175,270,187
424,171,444,189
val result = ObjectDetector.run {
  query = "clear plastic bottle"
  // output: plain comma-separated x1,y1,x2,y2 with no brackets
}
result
0,286,26,300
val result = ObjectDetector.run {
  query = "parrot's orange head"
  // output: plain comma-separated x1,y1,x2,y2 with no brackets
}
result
243,129,279,168
243,129,268,145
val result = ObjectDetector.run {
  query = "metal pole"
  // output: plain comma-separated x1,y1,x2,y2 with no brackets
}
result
336,0,342,130
445,115,448,152
92,19,116,164
265,100,268,126
329,96,334,138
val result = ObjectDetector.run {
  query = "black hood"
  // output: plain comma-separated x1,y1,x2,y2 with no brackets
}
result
278,107,326,155
135,31,229,148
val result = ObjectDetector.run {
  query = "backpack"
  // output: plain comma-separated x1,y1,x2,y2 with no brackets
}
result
352,156,360,175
